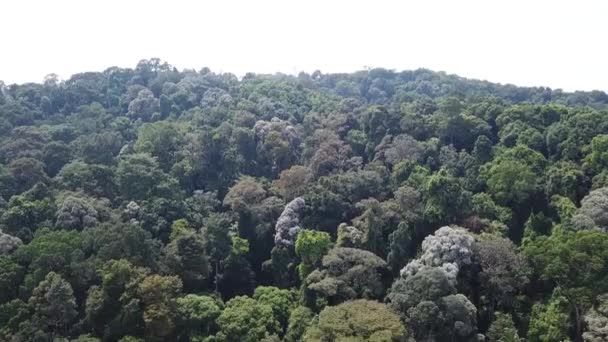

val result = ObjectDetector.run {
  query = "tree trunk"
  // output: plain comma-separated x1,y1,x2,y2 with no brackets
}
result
574,305,583,342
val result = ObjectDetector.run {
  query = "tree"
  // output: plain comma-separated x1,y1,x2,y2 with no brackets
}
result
387,266,456,320
272,166,313,201
0,163,16,200
116,153,178,201
134,122,181,171
253,286,297,334
545,161,586,201
176,294,222,338
82,221,159,269
16,228,88,296
585,134,608,174
482,158,537,206
0,256,23,303
55,161,117,199
388,267,478,342
352,198,388,257
524,229,608,340
55,192,110,230
42,141,71,177
74,131,124,165
583,293,608,342
423,169,471,225
284,306,314,342
28,272,78,339
475,235,529,320
163,228,209,292
217,236,255,299
295,229,332,280
274,197,305,248
254,118,301,176
336,223,364,248
527,295,571,342
137,274,183,341
575,187,608,231
305,247,387,302
486,312,520,342
8,157,49,194
0,230,23,255
303,299,408,341
401,226,475,284
85,259,150,339
215,296,281,342
128,88,160,121
0,184,56,241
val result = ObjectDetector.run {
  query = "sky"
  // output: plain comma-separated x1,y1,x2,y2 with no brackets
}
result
0,0,607,91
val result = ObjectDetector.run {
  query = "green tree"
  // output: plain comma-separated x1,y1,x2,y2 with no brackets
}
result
176,294,222,338
29,272,78,339
527,295,571,342
305,247,387,303
134,122,182,171
423,168,471,225
16,228,88,296
116,153,179,201
163,228,209,292
585,134,608,174
524,229,608,340
137,274,183,341
303,299,407,341
0,256,23,303
486,312,520,342
215,296,281,342
253,286,297,333
482,158,537,206
284,306,314,342
295,229,332,280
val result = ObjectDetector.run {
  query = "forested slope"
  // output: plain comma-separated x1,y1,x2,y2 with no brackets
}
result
1,59,608,341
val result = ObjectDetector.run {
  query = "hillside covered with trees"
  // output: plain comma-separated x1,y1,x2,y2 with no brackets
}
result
2,59,608,341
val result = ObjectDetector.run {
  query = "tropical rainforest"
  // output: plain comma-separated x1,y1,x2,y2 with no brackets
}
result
1,59,608,342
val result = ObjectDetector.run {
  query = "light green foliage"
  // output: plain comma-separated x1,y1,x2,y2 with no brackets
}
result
254,286,298,330
545,161,585,200
528,295,572,342
550,195,578,223
482,158,537,206
486,312,520,342
16,228,86,294
471,192,512,224
215,296,281,342
134,121,181,171
295,229,332,280
423,168,471,224
585,134,608,174
284,306,315,342
303,299,407,342
176,294,222,337
524,229,608,339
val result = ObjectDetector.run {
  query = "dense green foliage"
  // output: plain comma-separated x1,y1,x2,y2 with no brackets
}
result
1,59,608,341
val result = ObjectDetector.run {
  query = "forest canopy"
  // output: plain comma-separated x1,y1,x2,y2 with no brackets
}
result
1,58,608,341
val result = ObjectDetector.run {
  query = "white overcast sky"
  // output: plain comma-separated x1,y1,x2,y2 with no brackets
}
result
0,0,606,91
